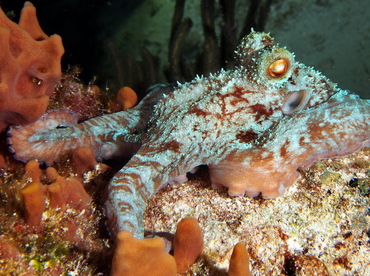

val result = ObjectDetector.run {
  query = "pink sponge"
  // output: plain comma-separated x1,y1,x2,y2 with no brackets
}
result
0,2,64,131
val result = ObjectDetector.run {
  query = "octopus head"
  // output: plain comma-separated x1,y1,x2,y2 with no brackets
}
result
235,31,338,115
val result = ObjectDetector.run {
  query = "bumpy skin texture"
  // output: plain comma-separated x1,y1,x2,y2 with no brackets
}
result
0,2,64,131
8,84,174,164
8,32,370,238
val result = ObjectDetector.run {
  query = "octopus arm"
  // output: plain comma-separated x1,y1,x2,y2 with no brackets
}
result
209,94,370,198
105,141,204,238
7,84,174,165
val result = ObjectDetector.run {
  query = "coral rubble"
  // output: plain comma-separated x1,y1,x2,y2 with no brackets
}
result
145,149,370,275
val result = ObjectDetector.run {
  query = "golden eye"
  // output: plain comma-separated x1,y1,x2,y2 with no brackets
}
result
268,58,289,78
31,76,43,86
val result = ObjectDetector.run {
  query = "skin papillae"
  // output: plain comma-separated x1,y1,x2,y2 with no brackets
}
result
7,32,370,240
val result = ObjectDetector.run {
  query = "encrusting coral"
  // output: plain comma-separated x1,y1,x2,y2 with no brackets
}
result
0,1,64,132
49,68,107,121
0,157,109,275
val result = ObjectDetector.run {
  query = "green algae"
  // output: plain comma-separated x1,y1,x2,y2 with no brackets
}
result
320,170,342,184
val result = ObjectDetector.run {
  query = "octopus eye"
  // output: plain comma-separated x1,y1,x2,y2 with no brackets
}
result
256,47,293,87
268,59,289,78
31,76,43,86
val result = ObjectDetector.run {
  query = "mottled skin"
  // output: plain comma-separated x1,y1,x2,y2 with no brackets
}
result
209,91,370,198
104,32,341,236
8,32,370,238
8,84,173,165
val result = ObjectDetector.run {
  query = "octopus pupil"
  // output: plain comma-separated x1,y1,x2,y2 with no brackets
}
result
268,59,288,77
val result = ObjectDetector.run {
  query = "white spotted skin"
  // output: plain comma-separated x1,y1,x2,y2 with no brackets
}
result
7,31,370,239
7,84,173,164
104,32,348,238
208,93,370,198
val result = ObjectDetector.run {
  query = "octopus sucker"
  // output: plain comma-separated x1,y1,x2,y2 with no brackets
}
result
7,31,370,239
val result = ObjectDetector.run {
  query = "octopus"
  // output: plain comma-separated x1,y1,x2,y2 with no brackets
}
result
7,31,370,239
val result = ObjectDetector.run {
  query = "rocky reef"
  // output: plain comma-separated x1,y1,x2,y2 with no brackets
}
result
0,1,369,276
